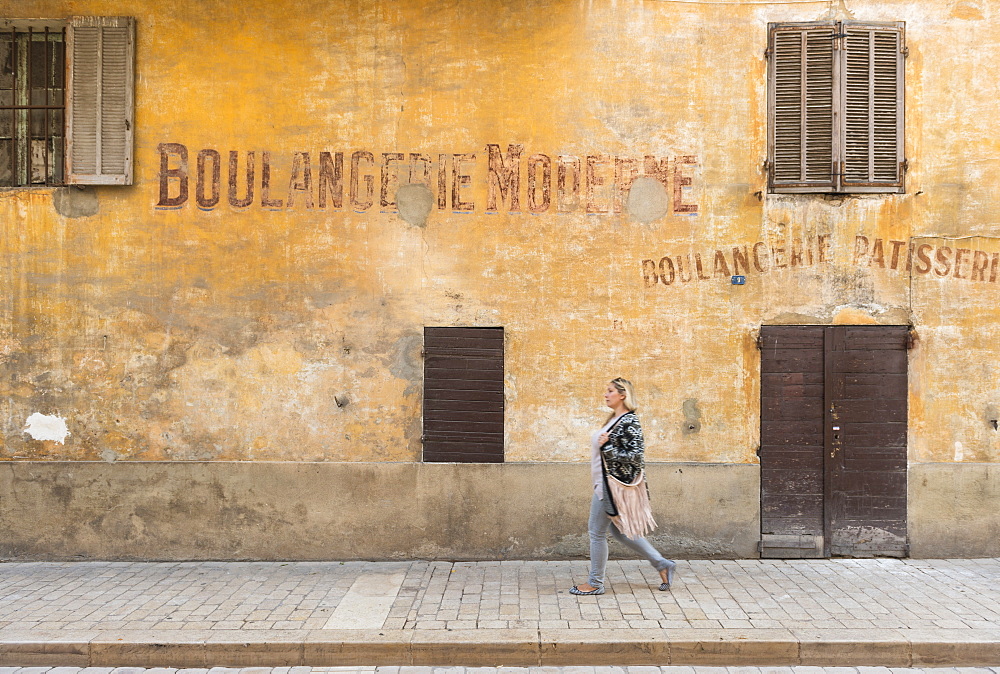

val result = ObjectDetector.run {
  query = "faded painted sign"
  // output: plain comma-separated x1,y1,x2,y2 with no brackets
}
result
642,235,1000,287
857,237,1000,282
155,143,699,217
642,235,831,286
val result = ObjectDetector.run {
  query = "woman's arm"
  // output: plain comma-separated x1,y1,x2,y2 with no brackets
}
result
601,416,644,466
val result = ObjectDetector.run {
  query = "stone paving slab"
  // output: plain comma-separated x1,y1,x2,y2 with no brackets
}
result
0,560,998,667
8,628,998,667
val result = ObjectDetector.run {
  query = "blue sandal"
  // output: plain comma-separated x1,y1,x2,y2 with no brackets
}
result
569,584,605,595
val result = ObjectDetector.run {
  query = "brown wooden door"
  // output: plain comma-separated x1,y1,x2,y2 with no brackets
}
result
760,326,826,557
824,326,908,556
760,325,908,558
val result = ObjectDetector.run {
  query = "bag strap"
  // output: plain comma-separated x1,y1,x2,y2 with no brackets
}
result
607,470,644,488
598,413,628,516
606,412,628,434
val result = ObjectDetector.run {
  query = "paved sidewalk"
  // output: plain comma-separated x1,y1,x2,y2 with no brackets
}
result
1,559,998,667
0,665,1000,674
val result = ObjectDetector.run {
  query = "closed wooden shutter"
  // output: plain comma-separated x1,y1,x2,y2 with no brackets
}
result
841,23,905,191
423,327,504,463
769,23,838,192
768,21,904,194
66,16,134,185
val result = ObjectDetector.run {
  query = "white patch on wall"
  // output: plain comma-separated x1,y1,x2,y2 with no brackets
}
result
23,413,71,444
954,441,965,462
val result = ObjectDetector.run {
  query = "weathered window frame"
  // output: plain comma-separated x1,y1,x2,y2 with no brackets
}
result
767,21,906,194
1,20,66,186
1,16,134,188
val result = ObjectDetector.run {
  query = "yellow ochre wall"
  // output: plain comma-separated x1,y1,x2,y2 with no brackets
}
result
1,0,998,559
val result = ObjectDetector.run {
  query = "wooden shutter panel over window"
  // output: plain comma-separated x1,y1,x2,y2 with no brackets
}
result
768,21,904,194
423,327,504,463
769,23,838,192
841,23,905,191
66,16,134,185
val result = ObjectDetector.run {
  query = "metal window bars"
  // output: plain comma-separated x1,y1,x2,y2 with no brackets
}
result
1,25,66,187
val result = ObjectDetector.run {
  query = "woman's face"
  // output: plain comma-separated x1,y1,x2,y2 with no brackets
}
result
604,383,625,409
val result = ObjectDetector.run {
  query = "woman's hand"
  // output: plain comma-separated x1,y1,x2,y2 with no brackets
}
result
598,432,610,446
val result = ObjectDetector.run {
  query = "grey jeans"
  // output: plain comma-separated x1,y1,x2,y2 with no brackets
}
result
587,491,672,588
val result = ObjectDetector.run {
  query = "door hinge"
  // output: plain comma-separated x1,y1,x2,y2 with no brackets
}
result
755,332,763,350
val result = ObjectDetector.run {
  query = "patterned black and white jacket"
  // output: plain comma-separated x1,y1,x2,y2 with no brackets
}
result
599,411,646,515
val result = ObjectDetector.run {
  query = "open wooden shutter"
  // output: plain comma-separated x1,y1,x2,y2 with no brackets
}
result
840,22,905,192
768,22,838,193
66,16,134,185
768,21,905,194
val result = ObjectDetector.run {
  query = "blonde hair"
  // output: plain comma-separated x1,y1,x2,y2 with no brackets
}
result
606,377,638,422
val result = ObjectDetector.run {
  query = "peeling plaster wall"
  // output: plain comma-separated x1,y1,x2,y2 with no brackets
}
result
0,0,999,558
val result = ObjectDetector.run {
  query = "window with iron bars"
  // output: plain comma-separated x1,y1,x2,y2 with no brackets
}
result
0,23,65,186
1,17,134,188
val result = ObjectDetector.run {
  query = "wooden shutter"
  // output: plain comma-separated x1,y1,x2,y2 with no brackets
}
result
423,327,504,463
66,16,134,185
768,21,905,194
768,22,838,193
840,22,905,192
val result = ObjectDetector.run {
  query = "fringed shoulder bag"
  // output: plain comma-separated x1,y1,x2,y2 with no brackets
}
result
604,467,658,540
600,416,658,540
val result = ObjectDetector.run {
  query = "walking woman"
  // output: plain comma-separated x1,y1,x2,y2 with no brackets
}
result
570,377,676,596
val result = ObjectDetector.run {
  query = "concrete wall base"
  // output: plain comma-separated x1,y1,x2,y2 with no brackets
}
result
907,462,1000,558
3,460,997,560
0,461,758,561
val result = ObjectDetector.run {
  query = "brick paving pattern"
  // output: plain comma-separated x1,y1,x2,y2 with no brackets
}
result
1,559,998,632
